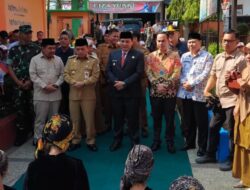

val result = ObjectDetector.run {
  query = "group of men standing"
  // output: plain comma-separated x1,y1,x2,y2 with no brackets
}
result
4,23,247,174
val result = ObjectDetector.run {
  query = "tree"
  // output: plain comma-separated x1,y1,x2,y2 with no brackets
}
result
167,0,200,39
167,0,200,22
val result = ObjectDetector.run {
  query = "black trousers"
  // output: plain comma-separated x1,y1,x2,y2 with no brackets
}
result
151,97,176,144
182,99,208,150
207,106,235,157
59,82,70,116
111,97,140,144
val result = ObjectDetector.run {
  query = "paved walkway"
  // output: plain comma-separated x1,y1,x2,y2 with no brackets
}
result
3,137,246,190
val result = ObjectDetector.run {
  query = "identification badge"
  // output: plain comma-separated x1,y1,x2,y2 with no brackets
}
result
84,71,90,79
112,60,117,66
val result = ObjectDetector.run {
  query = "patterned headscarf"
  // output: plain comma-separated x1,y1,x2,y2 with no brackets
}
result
120,145,154,190
169,176,205,190
35,114,73,158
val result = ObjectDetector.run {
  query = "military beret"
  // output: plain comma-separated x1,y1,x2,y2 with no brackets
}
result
19,25,32,33
75,38,88,47
0,31,8,39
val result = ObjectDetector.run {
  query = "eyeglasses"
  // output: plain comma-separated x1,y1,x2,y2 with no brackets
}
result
222,39,236,44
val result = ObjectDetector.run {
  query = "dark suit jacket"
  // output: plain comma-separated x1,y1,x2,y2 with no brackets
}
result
106,48,144,98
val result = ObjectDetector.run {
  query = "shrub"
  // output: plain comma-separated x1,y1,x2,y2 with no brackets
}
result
237,23,249,36
208,42,223,58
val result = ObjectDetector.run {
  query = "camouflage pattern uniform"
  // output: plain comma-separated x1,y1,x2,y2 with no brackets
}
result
7,42,41,142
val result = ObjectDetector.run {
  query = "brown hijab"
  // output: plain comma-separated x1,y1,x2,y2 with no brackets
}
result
234,43,250,122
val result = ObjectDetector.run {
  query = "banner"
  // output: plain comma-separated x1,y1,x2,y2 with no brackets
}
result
0,0,46,38
199,0,217,22
89,2,161,13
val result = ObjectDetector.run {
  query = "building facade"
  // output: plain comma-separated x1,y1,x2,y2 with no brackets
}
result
47,0,93,39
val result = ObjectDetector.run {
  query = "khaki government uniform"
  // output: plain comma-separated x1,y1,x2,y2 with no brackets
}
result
64,55,100,145
133,45,150,133
89,52,106,134
96,43,119,129
211,50,246,109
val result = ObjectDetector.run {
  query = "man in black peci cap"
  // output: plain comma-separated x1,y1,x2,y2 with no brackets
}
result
29,38,64,146
64,38,100,152
7,24,41,146
106,31,144,151
177,32,213,157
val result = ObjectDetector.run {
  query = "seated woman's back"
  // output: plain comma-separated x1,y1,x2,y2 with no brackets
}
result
25,153,88,190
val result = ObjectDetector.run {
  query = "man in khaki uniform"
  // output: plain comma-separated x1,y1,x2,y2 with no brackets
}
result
64,38,100,152
132,32,150,138
96,28,120,131
196,30,246,171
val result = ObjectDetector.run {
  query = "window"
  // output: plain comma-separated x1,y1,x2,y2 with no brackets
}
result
47,0,72,10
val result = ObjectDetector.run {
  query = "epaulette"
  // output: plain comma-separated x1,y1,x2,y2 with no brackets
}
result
89,54,98,60
68,55,77,59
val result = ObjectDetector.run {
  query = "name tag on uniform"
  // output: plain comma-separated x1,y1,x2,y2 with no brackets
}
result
84,71,90,79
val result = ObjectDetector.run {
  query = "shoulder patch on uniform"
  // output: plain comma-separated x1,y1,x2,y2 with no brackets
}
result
89,55,98,60
68,55,77,59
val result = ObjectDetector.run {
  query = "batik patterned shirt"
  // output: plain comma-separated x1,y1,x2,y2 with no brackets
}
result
146,49,181,98
177,49,213,102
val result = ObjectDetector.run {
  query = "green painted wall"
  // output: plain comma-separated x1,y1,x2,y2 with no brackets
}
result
72,18,82,38
48,0,89,11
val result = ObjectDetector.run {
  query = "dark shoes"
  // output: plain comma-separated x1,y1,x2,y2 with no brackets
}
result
219,159,232,171
181,144,196,151
123,128,128,136
14,135,27,146
167,143,176,154
87,144,98,152
195,154,216,164
141,129,149,138
105,125,112,132
68,143,81,151
197,148,206,157
32,139,38,147
109,141,122,152
151,142,161,151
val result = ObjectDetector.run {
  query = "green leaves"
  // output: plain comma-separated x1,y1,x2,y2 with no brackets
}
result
167,0,200,22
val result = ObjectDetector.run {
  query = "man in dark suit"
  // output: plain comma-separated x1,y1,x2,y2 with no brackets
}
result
106,31,144,151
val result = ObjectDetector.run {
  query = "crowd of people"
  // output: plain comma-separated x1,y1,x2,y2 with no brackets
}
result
0,19,250,189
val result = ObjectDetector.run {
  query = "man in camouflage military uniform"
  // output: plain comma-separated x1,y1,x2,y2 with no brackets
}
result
132,32,150,138
64,38,100,152
96,28,120,131
7,25,41,146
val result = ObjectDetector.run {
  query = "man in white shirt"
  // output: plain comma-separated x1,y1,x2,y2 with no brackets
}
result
29,38,64,145
152,20,162,34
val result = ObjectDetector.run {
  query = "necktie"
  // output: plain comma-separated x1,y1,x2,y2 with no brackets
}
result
121,51,126,67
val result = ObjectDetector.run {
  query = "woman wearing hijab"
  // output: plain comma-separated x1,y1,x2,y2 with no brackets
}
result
232,43,250,188
120,145,154,190
24,114,90,190
169,176,204,190
0,150,16,190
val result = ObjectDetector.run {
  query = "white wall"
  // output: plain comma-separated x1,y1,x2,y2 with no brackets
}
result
238,0,250,16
